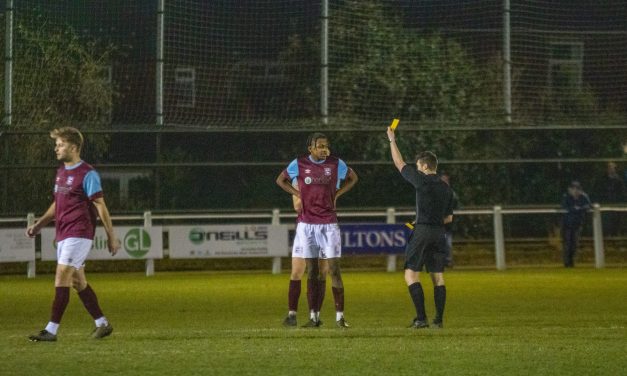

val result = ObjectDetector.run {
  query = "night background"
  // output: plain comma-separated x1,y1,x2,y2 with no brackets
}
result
1,1,626,236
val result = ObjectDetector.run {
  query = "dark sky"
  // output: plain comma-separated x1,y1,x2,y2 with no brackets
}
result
10,1,626,45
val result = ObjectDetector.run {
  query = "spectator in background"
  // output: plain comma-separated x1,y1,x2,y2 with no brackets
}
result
594,162,625,236
561,181,591,268
440,171,460,268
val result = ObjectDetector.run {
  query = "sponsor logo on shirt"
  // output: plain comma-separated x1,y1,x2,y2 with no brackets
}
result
305,176,333,185
304,169,311,174
55,184,72,194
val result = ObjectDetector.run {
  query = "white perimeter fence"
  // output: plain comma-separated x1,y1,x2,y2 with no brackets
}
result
1,205,626,278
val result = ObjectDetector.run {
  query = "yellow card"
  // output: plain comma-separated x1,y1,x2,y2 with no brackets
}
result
390,118,400,130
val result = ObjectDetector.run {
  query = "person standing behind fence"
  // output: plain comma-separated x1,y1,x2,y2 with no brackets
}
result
561,181,591,268
26,127,120,342
276,132,358,328
387,126,454,329
439,171,459,268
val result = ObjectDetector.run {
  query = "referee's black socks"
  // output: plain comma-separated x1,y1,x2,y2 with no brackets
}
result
408,283,427,321
434,285,446,322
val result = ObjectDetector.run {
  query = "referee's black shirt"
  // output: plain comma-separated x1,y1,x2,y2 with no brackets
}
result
401,165,454,226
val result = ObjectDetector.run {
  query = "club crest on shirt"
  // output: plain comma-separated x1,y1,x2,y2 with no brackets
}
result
66,176,74,185
324,167,332,176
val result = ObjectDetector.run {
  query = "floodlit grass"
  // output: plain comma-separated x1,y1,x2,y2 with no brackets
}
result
1,268,626,375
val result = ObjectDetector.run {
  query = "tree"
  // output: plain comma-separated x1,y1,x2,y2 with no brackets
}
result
276,0,626,211
0,16,116,214
277,1,502,208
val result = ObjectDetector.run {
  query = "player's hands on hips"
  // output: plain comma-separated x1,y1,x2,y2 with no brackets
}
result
25,224,39,238
387,127,396,143
108,237,121,256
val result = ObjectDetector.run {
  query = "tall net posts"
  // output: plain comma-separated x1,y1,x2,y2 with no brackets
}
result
2,1,627,128
1,1,626,217
329,0,627,127
163,0,627,128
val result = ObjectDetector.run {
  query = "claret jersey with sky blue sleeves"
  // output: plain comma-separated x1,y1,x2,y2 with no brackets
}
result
283,155,348,224
53,161,103,241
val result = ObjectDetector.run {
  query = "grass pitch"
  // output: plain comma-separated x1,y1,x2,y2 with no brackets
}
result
1,268,626,375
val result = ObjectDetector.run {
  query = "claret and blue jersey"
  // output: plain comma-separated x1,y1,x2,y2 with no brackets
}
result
54,161,103,241
283,155,348,224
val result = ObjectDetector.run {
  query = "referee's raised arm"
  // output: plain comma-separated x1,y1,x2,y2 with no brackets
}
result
387,126,407,172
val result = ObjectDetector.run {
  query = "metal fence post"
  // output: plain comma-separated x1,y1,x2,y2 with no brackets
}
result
386,207,397,272
26,212,36,278
144,211,155,276
4,0,13,126
156,0,164,126
592,203,605,269
320,0,329,125
493,206,506,270
503,0,512,123
271,208,282,274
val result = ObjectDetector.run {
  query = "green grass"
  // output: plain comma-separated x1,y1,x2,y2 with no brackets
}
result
1,268,626,375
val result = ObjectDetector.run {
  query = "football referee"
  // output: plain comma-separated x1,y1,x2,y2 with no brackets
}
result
387,126,454,329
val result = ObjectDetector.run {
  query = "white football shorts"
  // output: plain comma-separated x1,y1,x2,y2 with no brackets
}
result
56,238,93,269
292,222,342,259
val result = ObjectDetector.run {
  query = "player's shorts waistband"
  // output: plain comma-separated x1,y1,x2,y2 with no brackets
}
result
297,221,338,225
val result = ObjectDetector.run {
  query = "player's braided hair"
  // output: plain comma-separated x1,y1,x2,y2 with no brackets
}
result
50,127,84,152
306,132,328,148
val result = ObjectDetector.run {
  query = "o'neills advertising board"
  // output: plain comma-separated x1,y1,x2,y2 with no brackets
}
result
168,225,289,258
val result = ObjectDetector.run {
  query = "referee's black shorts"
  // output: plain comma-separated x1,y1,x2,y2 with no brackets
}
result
404,224,446,273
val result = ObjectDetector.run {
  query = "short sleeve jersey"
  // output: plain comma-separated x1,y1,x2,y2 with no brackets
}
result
283,155,348,224
53,161,103,241
401,165,453,226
